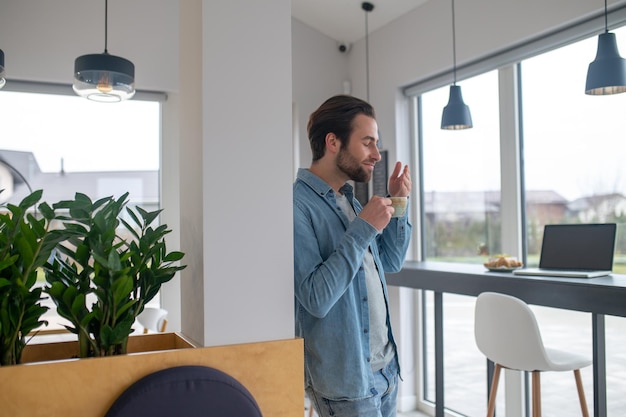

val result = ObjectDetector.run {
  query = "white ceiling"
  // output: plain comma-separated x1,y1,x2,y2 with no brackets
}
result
291,0,430,44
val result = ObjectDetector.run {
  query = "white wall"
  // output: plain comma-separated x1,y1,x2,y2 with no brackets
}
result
198,0,294,346
291,18,350,170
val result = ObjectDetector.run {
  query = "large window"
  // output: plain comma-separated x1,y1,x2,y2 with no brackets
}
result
521,30,626,272
421,70,501,263
520,26,626,415
0,89,162,331
411,24,626,417
419,70,501,417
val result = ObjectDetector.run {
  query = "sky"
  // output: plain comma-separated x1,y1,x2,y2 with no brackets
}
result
0,91,159,173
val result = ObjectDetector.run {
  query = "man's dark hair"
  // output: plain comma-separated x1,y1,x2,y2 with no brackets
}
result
307,95,376,162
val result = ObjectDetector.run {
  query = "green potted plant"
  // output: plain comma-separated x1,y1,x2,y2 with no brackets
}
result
0,190,62,366
44,192,185,358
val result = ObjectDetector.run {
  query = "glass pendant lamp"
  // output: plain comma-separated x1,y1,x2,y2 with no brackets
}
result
73,0,135,102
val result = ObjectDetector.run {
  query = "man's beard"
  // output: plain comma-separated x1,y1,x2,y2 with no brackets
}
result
337,147,372,183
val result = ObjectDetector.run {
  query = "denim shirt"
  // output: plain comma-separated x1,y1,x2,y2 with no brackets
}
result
293,168,412,400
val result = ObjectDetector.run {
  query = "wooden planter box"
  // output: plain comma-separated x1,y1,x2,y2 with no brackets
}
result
20,331,197,363
0,333,303,417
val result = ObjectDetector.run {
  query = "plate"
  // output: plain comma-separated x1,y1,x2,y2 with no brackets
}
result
485,266,521,272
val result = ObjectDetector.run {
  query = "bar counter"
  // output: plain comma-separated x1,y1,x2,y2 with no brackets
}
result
387,261,626,417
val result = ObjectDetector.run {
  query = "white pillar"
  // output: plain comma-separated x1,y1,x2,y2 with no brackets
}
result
177,0,294,347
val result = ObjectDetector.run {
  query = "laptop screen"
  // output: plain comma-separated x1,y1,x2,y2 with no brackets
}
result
539,223,617,271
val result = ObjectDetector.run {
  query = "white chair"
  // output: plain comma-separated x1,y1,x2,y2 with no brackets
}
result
474,292,591,417
137,307,168,334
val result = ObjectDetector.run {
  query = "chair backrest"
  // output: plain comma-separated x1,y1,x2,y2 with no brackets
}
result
105,365,263,417
474,292,552,371
137,307,168,333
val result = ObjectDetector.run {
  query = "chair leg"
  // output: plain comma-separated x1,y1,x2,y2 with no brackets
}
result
486,364,502,417
532,371,541,417
307,394,315,417
573,369,590,417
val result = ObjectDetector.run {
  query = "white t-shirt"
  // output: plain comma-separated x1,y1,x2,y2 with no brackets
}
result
335,193,394,371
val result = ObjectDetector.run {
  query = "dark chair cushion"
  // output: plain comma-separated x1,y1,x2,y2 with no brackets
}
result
105,365,262,417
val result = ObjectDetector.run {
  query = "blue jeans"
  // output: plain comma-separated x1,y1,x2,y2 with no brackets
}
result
307,360,399,417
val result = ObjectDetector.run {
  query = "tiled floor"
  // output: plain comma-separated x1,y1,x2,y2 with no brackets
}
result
304,396,428,417
305,407,427,417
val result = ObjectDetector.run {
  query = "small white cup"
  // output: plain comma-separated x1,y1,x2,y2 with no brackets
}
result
390,196,408,217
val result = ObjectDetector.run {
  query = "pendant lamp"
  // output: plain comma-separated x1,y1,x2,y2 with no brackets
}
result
441,0,472,130
73,0,135,102
0,49,5,89
585,0,626,95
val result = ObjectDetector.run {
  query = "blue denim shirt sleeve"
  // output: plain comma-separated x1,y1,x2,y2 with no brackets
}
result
293,168,412,400
294,199,378,317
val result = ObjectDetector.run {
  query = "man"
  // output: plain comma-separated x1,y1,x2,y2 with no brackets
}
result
293,95,412,417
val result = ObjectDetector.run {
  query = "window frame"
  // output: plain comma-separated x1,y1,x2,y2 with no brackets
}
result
0,82,167,332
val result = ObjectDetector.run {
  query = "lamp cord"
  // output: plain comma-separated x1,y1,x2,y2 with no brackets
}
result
365,7,370,102
604,0,608,33
104,0,109,53
451,0,457,85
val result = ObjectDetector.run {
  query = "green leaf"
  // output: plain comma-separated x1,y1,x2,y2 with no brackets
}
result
46,281,66,299
120,218,140,240
125,207,142,229
114,316,134,339
62,285,79,308
38,201,56,221
116,300,135,319
164,251,185,262
100,325,114,349
140,207,163,227
108,250,122,272
0,255,19,272
18,190,43,210
112,276,133,306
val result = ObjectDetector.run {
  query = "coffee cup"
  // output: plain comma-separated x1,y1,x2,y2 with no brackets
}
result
389,196,408,218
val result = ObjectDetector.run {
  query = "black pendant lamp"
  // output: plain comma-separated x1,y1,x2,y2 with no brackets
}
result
441,0,472,130
0,49,5,89
585,0,626,95
73,0,135,102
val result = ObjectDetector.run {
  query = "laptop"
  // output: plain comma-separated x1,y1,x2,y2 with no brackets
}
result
513,223,617,278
